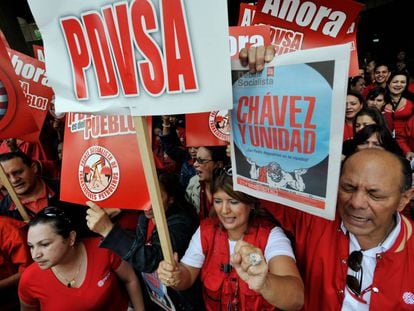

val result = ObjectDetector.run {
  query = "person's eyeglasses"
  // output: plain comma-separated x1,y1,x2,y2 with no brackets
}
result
346,250,363,296
195,157,213,165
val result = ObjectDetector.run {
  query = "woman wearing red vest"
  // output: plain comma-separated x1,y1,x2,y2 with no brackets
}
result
158,166,304,311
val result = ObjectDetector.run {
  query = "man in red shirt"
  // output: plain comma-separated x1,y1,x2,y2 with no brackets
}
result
0,151,90,236
266,149,414,310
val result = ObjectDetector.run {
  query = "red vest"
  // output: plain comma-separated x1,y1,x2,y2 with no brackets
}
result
200,217,276,311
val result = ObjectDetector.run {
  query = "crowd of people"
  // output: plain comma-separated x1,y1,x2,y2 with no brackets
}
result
345,52,414,157
1,7,414,310
0,44,412,310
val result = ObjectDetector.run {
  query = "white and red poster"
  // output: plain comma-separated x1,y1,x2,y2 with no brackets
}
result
231,44,350,220
141,272,174,311
186,25,271,147
60,113,151,209
239,0,363,76
27,0,232,116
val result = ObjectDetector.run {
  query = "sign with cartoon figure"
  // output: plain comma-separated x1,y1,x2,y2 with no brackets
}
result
231,44,350,220
141,272,175,311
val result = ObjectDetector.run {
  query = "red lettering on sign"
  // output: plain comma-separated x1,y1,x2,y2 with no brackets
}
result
60,0,198,100
161,0,198,93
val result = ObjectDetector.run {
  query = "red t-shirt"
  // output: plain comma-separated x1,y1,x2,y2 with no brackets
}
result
18,238,129,311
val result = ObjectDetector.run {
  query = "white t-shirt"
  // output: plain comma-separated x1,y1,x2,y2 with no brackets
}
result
341,213,401,311
181,225,295,268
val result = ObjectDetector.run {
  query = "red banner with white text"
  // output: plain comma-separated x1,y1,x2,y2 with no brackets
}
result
239,0,363,76
7,48,53,141
0,39,39,141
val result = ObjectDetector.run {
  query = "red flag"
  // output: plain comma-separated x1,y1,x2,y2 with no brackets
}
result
7,48,53,141
0,38,39,140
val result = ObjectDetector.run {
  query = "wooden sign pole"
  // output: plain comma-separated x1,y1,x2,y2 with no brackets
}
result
0,164,30,222
133,116,174,264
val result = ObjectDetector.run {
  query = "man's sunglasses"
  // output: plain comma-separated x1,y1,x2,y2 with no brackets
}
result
346,250,363,296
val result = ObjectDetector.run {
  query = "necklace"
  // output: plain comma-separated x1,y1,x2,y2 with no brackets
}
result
391,96,402,111
53,246,83,288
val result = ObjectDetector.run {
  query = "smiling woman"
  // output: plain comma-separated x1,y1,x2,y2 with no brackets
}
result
158,166,304,311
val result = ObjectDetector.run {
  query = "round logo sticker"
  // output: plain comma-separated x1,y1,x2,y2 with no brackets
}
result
209,110,230,142
78,146,120,201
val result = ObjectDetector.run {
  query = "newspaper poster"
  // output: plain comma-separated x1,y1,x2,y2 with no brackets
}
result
27,0,232,116
142,272,175,311
230,44,350,220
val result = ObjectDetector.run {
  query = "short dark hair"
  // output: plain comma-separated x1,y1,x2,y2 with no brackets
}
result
347,90,366,107
353,107,389,134
366,86,386,101
353,124,403,156
348,75,364,88
0,151,33,167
